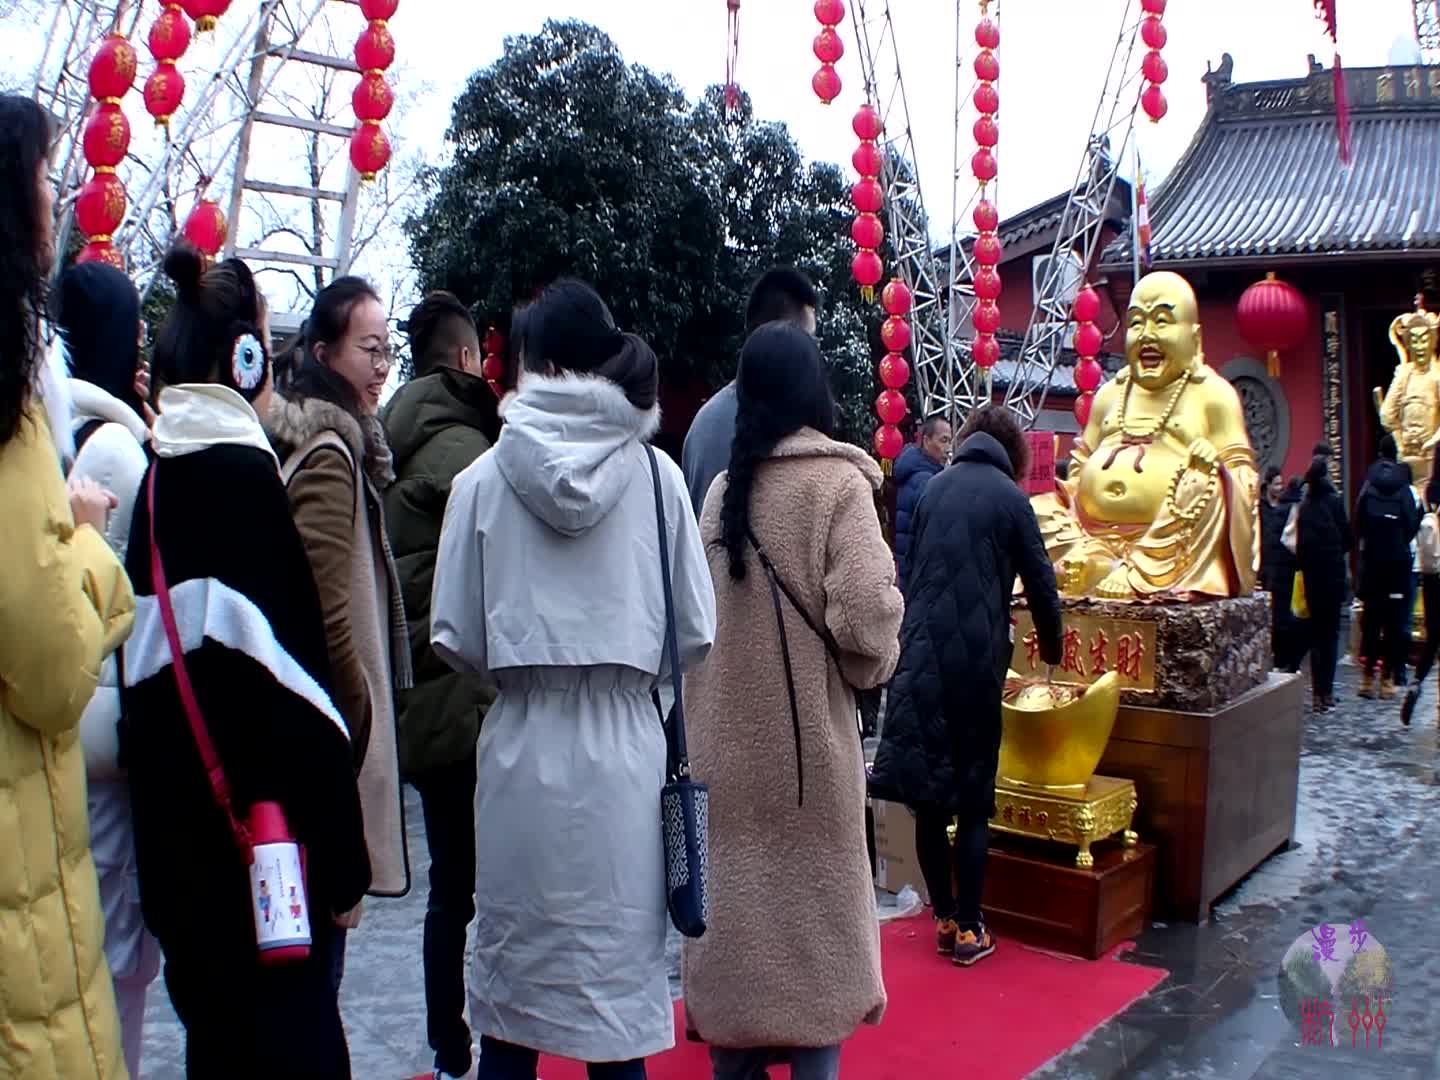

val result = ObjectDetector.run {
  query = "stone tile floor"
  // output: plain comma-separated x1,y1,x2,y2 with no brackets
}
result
138,660,1440,1078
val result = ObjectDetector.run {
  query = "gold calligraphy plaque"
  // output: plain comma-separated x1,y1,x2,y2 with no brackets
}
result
1010,611,1158,691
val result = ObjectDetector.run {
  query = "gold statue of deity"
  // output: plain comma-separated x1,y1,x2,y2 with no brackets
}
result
1374,297,1440,490
1033,271,1259,600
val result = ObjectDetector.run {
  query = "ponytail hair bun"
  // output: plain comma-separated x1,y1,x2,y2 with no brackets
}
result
525,279,659,411
162,242,206,305
153,245,268,399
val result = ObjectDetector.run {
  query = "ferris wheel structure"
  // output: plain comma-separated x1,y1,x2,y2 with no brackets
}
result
842,0,1148,431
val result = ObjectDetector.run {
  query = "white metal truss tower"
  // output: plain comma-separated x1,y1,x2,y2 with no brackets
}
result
1002,0,1144,426
1417,1,1440,64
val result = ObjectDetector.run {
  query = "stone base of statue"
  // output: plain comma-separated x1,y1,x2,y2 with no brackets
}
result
1009,598,1303,923
990,775,1139,869
980,834,1157,961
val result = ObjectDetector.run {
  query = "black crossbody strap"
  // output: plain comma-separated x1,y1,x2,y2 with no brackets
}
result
759,564,806,808
747,528,846,673
645,445,689,779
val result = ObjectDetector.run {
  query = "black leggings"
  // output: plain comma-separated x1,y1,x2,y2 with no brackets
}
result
1414,575,1440,685
1360,584,1409,677
476,1037,645,1079
913,810,990,929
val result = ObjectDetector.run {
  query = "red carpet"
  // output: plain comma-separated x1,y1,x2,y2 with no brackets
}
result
534,915,1167,1079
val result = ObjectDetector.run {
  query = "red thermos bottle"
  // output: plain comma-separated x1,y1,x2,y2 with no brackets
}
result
247,800,311,964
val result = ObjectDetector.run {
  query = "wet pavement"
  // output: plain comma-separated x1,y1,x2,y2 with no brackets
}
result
137,661,1440,1078
1038,657,1440,1079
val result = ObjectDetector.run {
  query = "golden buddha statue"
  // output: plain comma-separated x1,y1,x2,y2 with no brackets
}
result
1374,297,1440,490
1033,271,1259,600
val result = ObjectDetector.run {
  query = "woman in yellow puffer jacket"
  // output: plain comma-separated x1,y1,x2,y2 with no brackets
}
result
0,94,136,1080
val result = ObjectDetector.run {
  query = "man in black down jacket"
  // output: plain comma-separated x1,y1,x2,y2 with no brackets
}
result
870,405,1063,966
1356,435,1420,700
893,416,951,588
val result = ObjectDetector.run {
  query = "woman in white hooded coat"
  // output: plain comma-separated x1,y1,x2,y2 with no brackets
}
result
432,279,716,1080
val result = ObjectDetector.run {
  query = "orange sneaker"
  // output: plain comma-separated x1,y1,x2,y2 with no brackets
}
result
952,924,997,966
935,918,960,955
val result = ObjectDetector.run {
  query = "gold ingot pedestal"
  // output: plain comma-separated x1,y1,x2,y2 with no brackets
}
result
990,775,1139,869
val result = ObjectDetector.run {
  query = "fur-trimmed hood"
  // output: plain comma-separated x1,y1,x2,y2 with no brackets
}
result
494,371,662,537
264,392,394,490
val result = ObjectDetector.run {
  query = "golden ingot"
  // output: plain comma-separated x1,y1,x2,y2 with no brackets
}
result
998,671,1120,790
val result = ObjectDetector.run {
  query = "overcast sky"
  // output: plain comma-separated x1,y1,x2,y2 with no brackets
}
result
396,0,1420,232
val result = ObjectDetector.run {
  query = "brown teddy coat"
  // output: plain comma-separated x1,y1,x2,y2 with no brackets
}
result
682,429,903,1050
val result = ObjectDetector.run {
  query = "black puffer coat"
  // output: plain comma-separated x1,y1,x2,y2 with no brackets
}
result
1295,475,1352,604
1356,458,1419,596
869,432,1063,820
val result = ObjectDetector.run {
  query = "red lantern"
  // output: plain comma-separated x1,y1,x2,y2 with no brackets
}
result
352,72,395,122
971,149,997,183
973,333,1000,369
879,353,910,389
183,200,227,256
350,122,392,180
881,278,912,316
83,103,130,169
812,65,841,105
973,267,1002,301
852,250,883,289
852,103,882,141
1074,358,1104,394
973,232,1003,266
876,390,908,426
873,424,904,461
851,213,884,249
850,178,883,214
76,172,127,239
481,354,504,382
355,22,396,71
973,199,998,233
1074,323,1104,357
483,327,506,356
880,316,911,353
1073,286,1101,324
144,62,185,126
974,300,1001,335
813,28,844,64
973,115,998,148
852,141,882,178
974,50,999,82
148,6,191,64
1073,392,1094,427
1236,272,1308,377
1142,50,1168,85
973,83,999,114
1140,0,1165,12
814,0,845,26
76,240,125,270
975,16,1000,49
89,34,138,101
1140,16,1167,50
183,0,229,32
359,0,399,18
1141,84,1168,122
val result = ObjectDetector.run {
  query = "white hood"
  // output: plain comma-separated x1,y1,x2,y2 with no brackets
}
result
35,332,75,467
69,377,148,443
152,384,278,467
493,372,661,537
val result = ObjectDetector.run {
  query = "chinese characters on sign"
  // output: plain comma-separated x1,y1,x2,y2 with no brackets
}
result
1011,611,1157,690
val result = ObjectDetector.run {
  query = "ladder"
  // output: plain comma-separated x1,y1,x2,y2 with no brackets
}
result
222,0,364,337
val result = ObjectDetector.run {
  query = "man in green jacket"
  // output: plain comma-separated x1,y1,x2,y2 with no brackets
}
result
382,291,500,1080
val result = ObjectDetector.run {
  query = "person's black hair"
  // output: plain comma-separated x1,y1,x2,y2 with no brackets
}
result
921,415,950,439
0,95,52,447
153,243,269,402
745,268,820,335
504,302,530,393
1305,454,1331,491
54,262,143,416
957,403,1030,479
1379,433,1398,462
719,322,835,580
523,278,657,410
406,290,476,377
288,274,381,414
1312,441,1334,458
1262,464,1282,489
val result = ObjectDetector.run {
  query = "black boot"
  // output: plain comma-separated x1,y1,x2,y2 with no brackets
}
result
1401,686,1418,727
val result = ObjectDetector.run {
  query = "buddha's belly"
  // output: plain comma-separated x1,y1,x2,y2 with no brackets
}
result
1075,440,1187,526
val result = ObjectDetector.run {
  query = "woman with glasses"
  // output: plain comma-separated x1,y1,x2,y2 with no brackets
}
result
267,275,412,990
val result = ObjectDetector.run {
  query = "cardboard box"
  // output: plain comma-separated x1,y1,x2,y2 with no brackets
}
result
869,798,930,904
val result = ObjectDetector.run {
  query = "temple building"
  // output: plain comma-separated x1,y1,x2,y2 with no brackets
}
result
1098,56,1440,493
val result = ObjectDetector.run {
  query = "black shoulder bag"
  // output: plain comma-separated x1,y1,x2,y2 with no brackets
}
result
746,527,863,809
646,445,709,939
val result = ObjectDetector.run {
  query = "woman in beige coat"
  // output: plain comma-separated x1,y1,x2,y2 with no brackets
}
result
683,323,903,1080
267,276,412,989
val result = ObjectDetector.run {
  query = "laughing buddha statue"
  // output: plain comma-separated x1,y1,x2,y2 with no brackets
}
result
1374,299,1440,492
1033,270,1259,600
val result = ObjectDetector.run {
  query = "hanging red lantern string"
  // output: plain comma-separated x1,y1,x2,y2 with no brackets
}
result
143,0,192,131
970,5,1001,373
812,0,844,105
1071,286,1104,426
480,326,506,396
1236,271,1308,377
76,33,138,269
871,277,912,464
724,0,742,113
181,0,230,34
850,103,884,303
351,0,398,182
1139,0,1168,123
182,197,227,258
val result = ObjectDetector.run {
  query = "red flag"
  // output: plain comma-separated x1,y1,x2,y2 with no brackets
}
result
1313,0,1338,41
1312,0,1350,166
